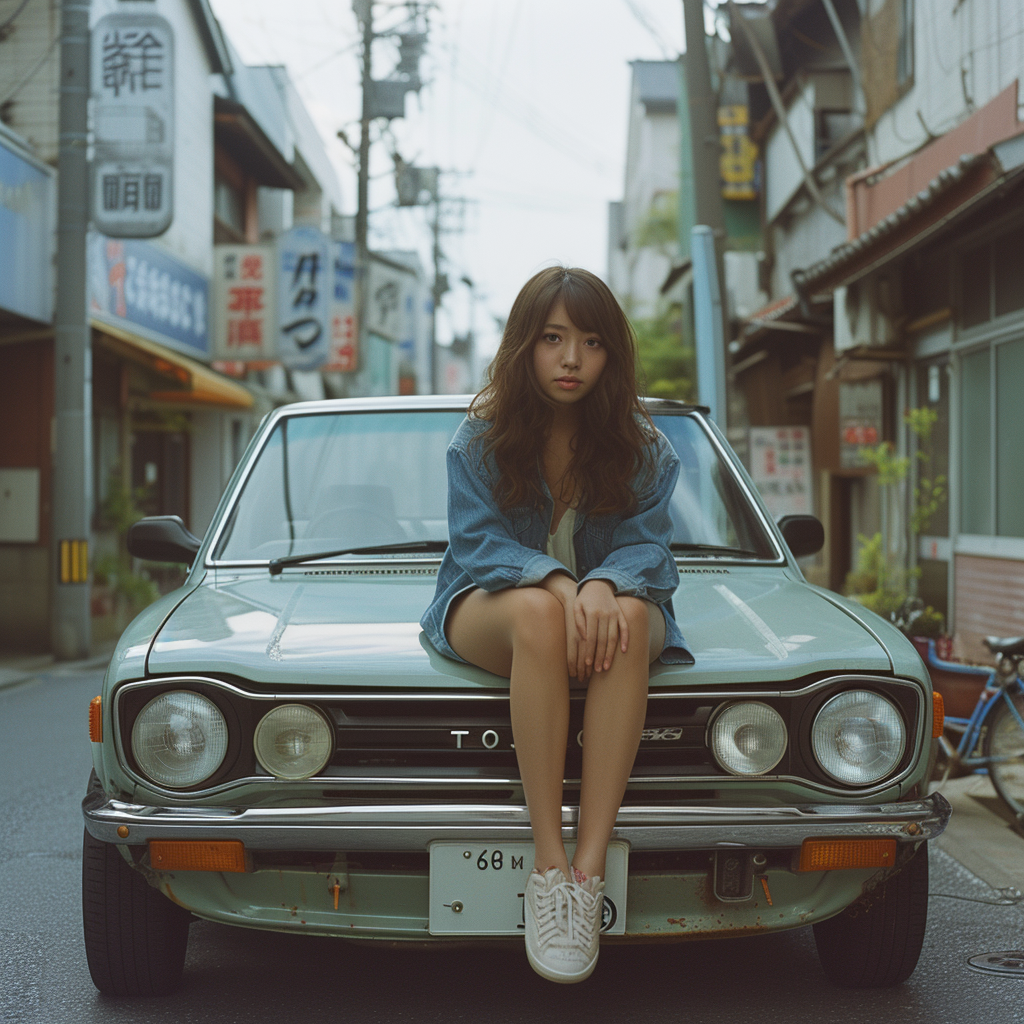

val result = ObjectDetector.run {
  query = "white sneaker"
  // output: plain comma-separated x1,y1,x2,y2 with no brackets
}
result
524,867,604,983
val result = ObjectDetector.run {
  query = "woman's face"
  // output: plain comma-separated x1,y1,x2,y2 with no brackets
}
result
531,298,608,408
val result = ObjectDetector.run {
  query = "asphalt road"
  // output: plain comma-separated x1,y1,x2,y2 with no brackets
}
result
3,662,1024,1024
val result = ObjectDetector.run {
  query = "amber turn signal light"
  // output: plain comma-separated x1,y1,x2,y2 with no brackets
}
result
932,691,945,738
89,695,102,742
798,837,897,872
149,840,248,873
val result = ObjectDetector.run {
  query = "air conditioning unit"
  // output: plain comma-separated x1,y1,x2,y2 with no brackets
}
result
833,278,899,352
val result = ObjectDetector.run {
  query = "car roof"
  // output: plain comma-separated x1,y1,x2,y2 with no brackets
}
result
264,395,710,419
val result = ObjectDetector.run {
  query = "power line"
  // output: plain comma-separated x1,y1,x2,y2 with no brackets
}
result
0,0,33,37
621,0,677,58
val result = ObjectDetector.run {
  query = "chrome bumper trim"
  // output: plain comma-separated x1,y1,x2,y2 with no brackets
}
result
83,791,950,852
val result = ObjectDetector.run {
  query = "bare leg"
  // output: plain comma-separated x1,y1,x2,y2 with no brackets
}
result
572,599,665,880
447,586,573,878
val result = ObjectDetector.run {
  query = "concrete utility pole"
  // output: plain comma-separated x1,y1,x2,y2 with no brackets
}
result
681,0,729,426
430,189,441,393
353,0,373,382
51,0,92,658
681,0,726,239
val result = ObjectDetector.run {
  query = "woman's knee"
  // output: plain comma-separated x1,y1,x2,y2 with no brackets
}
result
510,588,566,649
617,596,651,638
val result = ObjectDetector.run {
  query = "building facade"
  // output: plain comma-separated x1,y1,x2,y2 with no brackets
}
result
732,0,1024,660
0,0,346,650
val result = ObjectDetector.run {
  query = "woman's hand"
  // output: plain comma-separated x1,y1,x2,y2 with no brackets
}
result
540,572,583,679
573,579,629,680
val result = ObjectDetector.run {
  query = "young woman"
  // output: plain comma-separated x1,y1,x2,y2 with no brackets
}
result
420,266,692,983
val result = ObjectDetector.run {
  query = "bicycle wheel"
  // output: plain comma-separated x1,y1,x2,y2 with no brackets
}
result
983,690,1024,818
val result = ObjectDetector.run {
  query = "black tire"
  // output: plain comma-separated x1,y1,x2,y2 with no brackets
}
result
82,777,190,996
812,842,929,988
984,691,1024,819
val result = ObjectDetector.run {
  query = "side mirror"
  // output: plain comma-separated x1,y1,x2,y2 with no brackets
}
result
127,516,202,565
777,514,824,559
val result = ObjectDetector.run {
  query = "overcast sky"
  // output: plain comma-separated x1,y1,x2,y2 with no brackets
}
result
209,0,686,358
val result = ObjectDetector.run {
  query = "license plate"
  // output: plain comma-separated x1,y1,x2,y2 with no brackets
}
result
428,840,628,936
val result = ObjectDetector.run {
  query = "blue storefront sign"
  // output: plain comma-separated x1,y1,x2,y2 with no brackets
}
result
0,130,55,324
87,231,208,356
277,225,330,370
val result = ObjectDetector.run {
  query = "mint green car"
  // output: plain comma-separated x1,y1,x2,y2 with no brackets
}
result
82,397,949,995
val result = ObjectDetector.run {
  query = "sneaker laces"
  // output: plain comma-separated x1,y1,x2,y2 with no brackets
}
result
534,879,599,949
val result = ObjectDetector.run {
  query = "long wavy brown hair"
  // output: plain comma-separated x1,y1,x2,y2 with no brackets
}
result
469,266,655,517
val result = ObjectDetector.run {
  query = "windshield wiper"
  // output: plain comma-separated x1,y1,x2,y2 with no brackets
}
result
268,541,449,575
671,543,763,559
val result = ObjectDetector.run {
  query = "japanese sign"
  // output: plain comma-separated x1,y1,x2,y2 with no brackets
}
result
748,427,812,519
839,380,883,469
87,232,208,356
0,133,54,323
719,105,759,201
91,13,174,238
277,227,331,370
325,241,358,372
365,257,408,342
212,246,276,362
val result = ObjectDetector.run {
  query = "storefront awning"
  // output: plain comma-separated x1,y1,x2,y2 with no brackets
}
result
92,319,254,409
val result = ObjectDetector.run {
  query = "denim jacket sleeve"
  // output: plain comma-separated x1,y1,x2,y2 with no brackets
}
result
446,439,571,592
577,432,680,604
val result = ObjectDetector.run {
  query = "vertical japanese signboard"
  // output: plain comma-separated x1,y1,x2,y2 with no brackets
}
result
719,105,759,201
212,246,276,362
325,241,357,372
277,226,330,370
748,427,812,519
91,13,174,238
365,257,407,342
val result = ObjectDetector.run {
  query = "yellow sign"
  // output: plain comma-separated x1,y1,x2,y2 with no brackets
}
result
59,539,89,584
719,105,759,200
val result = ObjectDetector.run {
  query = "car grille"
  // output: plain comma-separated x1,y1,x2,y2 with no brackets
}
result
321,694,720,779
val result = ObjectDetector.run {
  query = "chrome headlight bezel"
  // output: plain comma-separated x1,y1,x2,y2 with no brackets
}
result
708,700,788,776
130,689,230,789
810,689,907,786
253,703,334,780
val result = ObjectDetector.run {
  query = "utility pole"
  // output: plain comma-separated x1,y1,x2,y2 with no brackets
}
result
681,0,729,425
51,0,92,658
430,188,442,393
353,0,373,381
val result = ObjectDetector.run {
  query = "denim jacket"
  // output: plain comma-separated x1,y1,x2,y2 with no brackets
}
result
420,416,693,666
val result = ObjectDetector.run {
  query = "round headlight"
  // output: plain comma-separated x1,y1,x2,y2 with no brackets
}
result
811,690,906,785
132,691,229,788
710,702,787,775
254,704,332,780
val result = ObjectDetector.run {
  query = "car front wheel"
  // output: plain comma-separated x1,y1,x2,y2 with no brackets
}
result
82,777,191,996
812,843,928,988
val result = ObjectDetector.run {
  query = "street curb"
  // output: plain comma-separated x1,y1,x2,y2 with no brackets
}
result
0,646,114,692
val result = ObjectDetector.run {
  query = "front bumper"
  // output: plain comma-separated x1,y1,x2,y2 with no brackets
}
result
83,790,951,851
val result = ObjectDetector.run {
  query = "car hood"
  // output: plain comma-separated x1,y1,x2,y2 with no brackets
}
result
145,568,894,688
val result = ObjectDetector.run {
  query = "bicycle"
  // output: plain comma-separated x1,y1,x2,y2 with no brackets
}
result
927,635,1024,822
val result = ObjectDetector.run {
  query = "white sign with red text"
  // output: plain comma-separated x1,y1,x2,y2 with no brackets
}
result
211,245,276,362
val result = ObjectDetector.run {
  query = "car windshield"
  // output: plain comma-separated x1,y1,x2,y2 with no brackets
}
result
211,409,777,563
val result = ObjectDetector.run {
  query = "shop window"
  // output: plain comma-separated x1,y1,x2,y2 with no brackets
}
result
996,337,1024,536
959,223,1024,328
993,226,1024,318
959,348,991,534
960,337,1024,539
